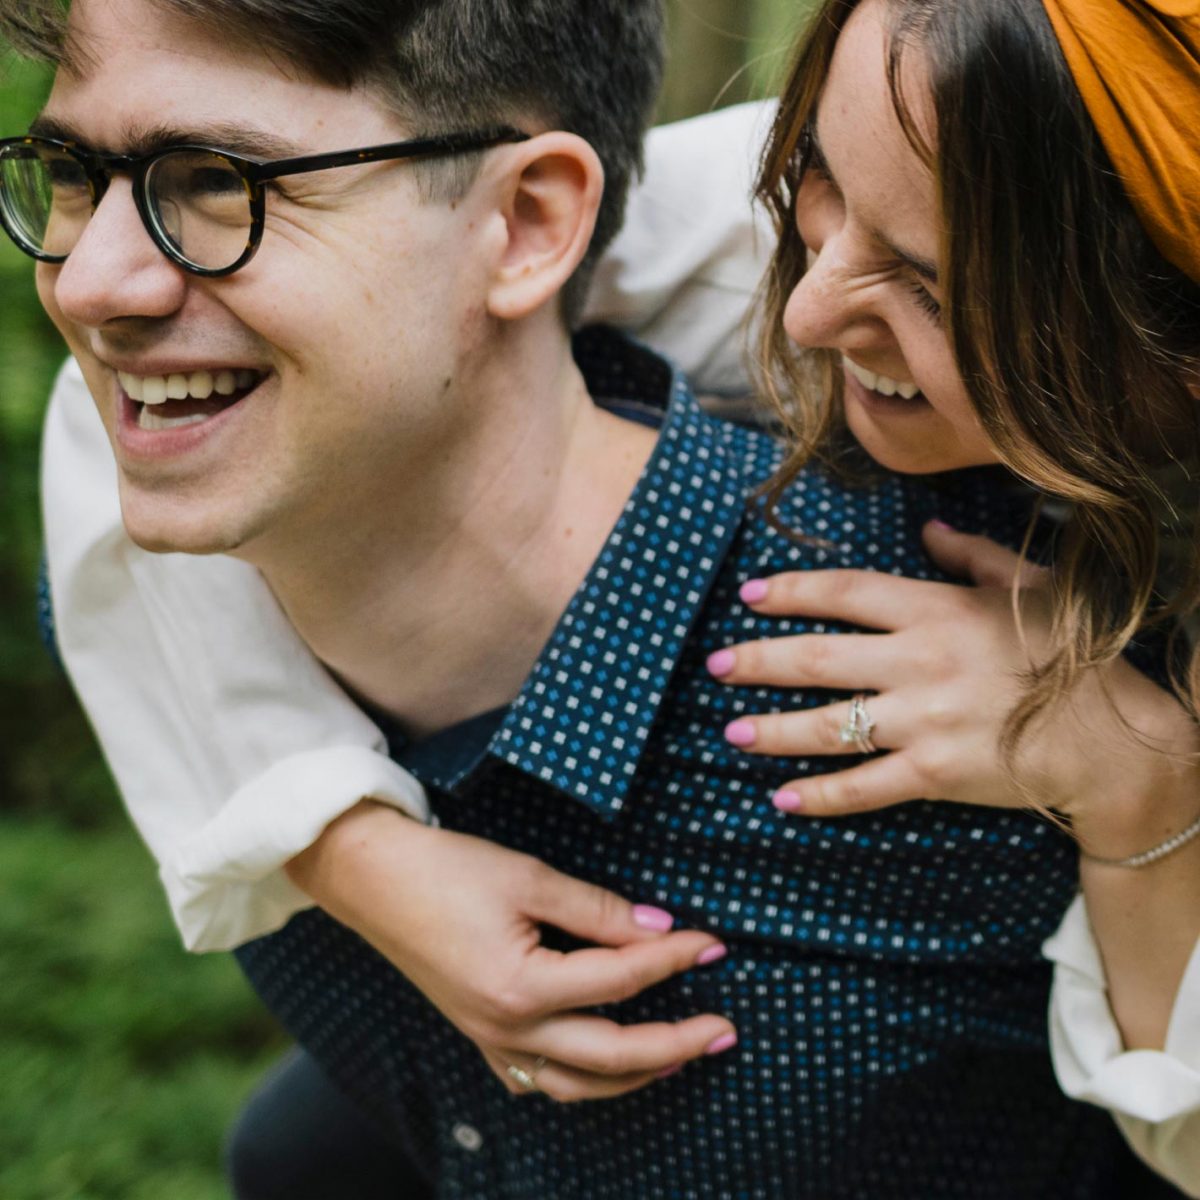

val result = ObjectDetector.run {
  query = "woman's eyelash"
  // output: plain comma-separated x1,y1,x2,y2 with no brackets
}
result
798,124,833,182
907,277,942,322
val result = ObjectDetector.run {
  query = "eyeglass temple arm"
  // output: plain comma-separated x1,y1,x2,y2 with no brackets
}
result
248,127,531,184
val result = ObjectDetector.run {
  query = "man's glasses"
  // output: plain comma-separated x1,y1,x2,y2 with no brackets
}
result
0,126,530,277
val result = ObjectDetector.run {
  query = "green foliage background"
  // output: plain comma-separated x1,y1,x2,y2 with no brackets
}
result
0,3,812,1196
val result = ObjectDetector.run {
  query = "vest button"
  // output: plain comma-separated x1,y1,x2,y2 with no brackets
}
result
452,1122,484,1152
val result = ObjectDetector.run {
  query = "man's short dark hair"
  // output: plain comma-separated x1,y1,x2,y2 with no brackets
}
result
3,0,665,320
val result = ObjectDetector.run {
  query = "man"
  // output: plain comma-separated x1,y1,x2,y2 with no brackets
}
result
2,0,1181,1196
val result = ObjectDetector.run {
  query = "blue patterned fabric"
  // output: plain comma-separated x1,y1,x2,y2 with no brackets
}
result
237,328,1180,1199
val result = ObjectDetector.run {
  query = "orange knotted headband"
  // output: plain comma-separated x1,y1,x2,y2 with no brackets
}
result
1042,0,1200,281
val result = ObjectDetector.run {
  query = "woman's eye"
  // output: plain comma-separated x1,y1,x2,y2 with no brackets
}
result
906,277,943,324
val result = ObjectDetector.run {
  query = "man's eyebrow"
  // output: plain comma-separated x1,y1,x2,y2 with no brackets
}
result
807,119,941,288
28,114,303,160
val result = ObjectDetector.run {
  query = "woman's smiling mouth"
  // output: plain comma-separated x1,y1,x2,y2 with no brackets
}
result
842,354,922,401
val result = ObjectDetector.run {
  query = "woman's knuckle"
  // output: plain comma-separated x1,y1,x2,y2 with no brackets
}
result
594,1047,628,1077
838,778,868,811
923,694,958,732
547,1080,584,1105
820,706,846,750
610,961,647,1003
911,742,955,791
801,637,834,680
490,986,535,1025
737,641,767,676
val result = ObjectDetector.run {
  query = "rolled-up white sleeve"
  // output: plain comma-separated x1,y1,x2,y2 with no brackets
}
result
584,99,777,397
41,357,428,952
1045,893,1200,1196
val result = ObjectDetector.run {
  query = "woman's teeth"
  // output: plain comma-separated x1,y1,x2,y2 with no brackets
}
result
843,356,921,400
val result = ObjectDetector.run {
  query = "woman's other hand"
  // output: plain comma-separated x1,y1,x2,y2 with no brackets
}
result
285,802,736,1103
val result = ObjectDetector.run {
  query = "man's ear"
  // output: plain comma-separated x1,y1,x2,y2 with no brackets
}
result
485,132,604,321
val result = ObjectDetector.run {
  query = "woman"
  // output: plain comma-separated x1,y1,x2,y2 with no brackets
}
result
710,0,1200,1185
32,0,1199,1193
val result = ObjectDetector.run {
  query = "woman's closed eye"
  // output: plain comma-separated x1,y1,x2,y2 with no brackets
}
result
905,275,942,323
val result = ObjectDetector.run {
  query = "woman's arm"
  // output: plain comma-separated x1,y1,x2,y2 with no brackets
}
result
583,99,775,397
41,357,430,951
1047,895,1200,1196
44,354,739,1100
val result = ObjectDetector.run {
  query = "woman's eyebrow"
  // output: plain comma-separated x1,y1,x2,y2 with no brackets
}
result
809,118,940,287
878,233,939,285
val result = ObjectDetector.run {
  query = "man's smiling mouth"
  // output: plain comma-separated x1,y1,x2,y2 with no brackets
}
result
118,368,266,430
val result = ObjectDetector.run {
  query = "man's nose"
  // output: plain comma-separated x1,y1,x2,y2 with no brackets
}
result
49,178,188,327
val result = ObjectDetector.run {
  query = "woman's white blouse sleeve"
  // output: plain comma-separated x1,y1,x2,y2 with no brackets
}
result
1044,894,1200,1196
41,358,429,952
584,99,778,397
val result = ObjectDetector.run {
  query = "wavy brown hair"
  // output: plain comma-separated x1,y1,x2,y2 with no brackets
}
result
757,0,1200,769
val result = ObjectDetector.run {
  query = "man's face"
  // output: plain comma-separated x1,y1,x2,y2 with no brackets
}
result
38,0,493,556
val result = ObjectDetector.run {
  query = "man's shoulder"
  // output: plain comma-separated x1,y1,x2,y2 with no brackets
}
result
727,460,1036,584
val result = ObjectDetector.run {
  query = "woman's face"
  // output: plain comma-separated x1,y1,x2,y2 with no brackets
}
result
784,0,1000,474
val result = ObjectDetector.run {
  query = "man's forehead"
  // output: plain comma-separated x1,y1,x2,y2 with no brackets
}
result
46,0,401,154
58,0,312,94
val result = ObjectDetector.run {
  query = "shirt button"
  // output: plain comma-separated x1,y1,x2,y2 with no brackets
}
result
452,1122,484,1152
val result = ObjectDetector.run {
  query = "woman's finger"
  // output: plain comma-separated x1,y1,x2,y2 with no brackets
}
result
707,632,900,691
482,1047,671,1103
520,930,730,1014
921,521,1050,590
771,751,935,818
524,1011,737,1079
723,692,908,757
738,569,958,630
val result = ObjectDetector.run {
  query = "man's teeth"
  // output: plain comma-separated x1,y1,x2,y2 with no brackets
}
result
119,368,259,405
843,356,921,400
137,408,210,431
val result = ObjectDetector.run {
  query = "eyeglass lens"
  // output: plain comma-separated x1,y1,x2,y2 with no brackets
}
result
0,144,254,271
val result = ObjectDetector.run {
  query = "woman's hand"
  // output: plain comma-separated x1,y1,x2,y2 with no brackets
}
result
708,521,1195,842
286,801,736,1103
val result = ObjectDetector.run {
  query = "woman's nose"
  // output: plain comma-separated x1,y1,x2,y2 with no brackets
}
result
782,236,878,353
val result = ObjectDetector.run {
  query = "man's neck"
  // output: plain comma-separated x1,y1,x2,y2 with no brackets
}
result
245,328,658,739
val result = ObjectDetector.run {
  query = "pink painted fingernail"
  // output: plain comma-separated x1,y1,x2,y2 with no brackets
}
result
706,1032,738,1056
724,720,757,748
707,649,736,677
656,1064,684,1079
772,789,805,813
740,579,769,604
633,905,675,932
696,943,728,967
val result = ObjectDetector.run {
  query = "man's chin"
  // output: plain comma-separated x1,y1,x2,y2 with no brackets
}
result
120,512,248,557
117,482,255,556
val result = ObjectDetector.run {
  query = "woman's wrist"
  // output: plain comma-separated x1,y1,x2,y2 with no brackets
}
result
284,798,426,918
1058,661,1200,861
1069,730,1200,865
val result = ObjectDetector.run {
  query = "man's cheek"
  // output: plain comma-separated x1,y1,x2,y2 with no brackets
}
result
35,265,73,342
